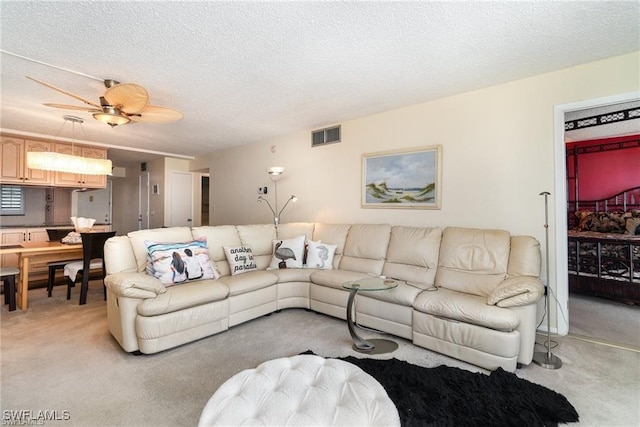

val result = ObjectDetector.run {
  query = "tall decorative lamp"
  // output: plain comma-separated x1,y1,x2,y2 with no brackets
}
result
533,191,562,369
257,166,297,227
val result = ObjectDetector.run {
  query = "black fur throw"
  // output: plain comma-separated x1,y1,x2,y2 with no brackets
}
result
302,352,579,426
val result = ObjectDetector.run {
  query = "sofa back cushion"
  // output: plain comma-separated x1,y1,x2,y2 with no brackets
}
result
236,224,276,270
340,224,391,275
435,227,510,297
127,227,194,273
312,223,351,268
104,235,138,274
382,226,442,289
192,225,242,276
277,223,315,241
507,235,541,277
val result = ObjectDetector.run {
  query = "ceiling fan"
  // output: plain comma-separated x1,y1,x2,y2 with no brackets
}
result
27,76,183,127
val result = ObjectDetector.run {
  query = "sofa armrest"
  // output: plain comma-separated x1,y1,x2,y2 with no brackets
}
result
105,272,167,299
487,276,544,308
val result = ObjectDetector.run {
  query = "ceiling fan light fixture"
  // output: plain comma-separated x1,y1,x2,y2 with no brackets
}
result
93,106,131,127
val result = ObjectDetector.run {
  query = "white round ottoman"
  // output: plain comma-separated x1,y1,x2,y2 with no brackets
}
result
198,354,400,426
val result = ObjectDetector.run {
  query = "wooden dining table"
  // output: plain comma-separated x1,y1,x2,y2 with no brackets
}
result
0,241,82,310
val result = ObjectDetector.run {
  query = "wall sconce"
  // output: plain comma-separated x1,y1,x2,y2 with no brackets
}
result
257,166,297,226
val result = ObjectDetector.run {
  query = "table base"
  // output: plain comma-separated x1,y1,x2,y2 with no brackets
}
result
353,338,398,355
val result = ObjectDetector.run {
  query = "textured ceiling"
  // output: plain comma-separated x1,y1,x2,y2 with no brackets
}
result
1,1,639,167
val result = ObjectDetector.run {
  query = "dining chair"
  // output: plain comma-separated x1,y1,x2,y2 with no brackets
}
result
46,228,81,297
63,231,116,305
0,267,19,311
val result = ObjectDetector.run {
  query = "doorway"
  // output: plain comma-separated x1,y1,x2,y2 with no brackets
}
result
74,181,112,224
553,92,640,347
201,175,210,226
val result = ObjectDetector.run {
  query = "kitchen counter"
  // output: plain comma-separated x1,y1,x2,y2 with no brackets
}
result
0,223,111,229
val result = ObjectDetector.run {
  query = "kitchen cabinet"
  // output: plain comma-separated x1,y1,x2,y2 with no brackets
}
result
0,227,49,269
53,144,108,188
0,137,52,185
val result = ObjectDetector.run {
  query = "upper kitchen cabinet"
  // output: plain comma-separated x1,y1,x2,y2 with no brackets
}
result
52,144,107,189
0,137,52,185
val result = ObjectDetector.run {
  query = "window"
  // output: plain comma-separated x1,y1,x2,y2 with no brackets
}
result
1,185,25,215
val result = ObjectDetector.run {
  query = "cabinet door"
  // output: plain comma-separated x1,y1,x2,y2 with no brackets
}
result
0,137,25,183
23,140,52,185
26,228,49,243
0,229,26,268
53,143,83,186
80,147,108,188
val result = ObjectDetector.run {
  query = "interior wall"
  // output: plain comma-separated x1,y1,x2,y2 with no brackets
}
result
147,157,166,228
110,170,140,235
0,186,46,226
206,52,638,229
201,51,638,331
566,135,640,201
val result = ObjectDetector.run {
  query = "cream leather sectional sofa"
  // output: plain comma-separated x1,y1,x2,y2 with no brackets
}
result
103,222,544,372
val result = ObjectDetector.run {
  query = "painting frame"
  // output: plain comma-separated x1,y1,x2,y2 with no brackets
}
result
362,145,442,209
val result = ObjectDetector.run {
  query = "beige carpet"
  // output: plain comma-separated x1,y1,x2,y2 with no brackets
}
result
569,293,640,350
1,282,639,426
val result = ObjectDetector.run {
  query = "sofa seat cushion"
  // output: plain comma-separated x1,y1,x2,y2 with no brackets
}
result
413,288,519,331
309,269,369,290
356,281,424,307
218,271,278,296
271,268,314,283
138,280,229,316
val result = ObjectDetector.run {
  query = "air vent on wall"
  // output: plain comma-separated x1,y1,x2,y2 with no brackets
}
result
311,125,341,147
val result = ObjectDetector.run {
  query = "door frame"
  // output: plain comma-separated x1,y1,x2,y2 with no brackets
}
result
139,172,150,230
552,91,639,335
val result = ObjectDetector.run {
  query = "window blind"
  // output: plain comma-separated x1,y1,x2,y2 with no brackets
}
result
1,185,25,215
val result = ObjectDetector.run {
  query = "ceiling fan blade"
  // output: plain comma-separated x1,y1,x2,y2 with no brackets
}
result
104,83,149,114
27,76,102,109
129,105,183,123
43,103,100,112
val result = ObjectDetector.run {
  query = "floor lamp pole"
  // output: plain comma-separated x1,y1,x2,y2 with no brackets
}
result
533,191,562,369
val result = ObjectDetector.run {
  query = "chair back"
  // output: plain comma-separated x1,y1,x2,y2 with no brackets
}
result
46,228,75,241
81,231,117,275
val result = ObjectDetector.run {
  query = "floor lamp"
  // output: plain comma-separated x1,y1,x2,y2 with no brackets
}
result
533,191,562,369
257,167,297,227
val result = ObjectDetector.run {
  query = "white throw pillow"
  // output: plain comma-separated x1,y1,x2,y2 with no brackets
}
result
269,235,305,269
224,246,258,276
145,238,221,286
306,239,337,270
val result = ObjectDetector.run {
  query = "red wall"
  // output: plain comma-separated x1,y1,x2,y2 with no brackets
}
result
566,134,640,201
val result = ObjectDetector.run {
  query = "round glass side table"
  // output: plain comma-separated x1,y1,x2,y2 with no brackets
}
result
342,277,400,355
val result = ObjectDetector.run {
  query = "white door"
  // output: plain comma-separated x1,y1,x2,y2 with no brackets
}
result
169,171,193,227
139,172,149,230
76,181,112,224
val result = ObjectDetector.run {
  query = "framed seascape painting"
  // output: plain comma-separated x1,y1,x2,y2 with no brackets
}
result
362,145,442,209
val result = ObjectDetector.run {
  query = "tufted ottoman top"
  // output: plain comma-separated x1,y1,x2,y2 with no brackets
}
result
198,354,400,426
